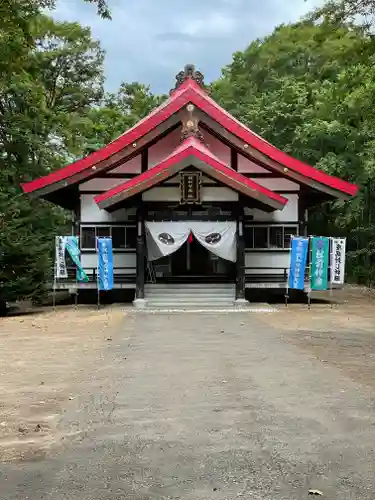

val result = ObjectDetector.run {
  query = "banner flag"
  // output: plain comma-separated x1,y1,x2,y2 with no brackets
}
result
54,236,68,279
65,236,89,283
330,237,346,285
97,238,114,291
310,237,329,290
288,237,309,290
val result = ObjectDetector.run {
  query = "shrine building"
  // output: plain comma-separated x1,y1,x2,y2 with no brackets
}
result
22,65,358,308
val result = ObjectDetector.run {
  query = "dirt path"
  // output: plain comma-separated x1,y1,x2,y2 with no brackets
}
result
1,290,375,499
0,306,125,462
265,285,375,388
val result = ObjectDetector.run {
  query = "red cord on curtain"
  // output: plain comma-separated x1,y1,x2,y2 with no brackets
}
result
188,232,193,243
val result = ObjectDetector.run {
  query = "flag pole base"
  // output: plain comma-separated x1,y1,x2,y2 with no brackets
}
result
233,298,249,307
133,298,148,310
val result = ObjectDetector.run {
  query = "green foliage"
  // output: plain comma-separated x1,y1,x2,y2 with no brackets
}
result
83,0,111,19
82,83,165,152
0,6,104,305
212,20,375,284
0,1,161,307
311,0,375,29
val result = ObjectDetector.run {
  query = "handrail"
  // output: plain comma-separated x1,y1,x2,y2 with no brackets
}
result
56,266,136,283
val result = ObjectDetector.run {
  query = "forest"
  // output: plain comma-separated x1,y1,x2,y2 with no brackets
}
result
1,0,375,307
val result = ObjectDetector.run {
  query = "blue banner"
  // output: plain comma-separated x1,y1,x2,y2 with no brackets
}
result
65,236,89,283
288,236,309,290
97,238,113,291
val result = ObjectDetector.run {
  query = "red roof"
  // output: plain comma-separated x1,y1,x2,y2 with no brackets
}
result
21,77,359,198
95,137,288,211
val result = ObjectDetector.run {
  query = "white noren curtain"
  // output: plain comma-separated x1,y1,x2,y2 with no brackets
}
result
145,221,237,262
145,221,190,261
190,221,237,262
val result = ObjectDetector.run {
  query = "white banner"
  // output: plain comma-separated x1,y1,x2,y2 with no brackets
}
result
55,236,68,279
330,237,346,284
145,221,237,262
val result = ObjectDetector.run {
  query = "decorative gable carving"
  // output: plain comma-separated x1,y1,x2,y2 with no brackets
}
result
171,64,205,93
180,103,204,143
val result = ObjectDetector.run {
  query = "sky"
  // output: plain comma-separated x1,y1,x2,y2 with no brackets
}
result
52,0,320,94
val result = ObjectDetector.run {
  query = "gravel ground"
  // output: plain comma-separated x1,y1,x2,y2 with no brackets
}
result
1,289,375,499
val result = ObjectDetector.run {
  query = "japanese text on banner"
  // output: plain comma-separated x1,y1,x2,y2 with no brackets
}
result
330,238,346,285
55,236,68,279
97,238,114,291
288,237,309,290
310,237,329,291
65,236,89,283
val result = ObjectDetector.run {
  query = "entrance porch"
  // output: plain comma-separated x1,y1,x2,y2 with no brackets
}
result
153,236,236,283
133,202,247,309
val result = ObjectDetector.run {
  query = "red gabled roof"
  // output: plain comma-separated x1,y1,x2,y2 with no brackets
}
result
22,75,358,198
95,137,288,211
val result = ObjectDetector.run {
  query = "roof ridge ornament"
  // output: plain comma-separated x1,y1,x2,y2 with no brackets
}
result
180,103,205,143
171,64,205,94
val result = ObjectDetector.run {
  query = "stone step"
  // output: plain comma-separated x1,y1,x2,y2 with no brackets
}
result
147,296,234,303
143,282,237,309
146,302,235,308
145,284,235,289
145,289,234,297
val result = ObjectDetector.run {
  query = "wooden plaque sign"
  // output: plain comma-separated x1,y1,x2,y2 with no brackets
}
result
180,171,201,204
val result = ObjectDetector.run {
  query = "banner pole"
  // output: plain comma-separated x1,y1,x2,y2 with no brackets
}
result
329,237,333,309
307,236,312,310
96,237,100,310
74,236,78,309
53,261,57,312
53,236,58,311
285,236,292,308
74,260,78,310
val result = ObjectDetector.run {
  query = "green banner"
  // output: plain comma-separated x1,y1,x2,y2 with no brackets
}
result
65,236,89,283
310,237,329,290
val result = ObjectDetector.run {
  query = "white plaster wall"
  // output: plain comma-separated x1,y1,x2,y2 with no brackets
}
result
245,252,290,273
142,186,238,202
205,131,231,164
201,186,238,201
79,178,127,192
251,178,299,191
110,155,141,174
80,194,136,222
81,252,136,272
249,194,298,222
148,128,181,168
165,174,216,185
142,187,179,202
238,154,269,173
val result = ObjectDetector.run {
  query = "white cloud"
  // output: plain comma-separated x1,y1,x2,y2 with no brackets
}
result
52,0,321,93
179,12,237,38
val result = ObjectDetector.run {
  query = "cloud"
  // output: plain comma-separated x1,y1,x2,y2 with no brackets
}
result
52,0,320,94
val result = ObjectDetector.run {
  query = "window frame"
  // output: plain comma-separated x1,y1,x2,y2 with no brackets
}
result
244,224,299,251
80,225,137,251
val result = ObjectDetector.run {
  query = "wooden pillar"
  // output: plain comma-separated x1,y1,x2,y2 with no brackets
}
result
231,148,238,171
236,207,246,301
135,204,145,301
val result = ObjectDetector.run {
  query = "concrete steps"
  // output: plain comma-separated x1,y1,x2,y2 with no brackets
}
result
144,283,236,309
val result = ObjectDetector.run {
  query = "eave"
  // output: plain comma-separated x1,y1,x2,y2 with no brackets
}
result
21,76,359,202
95,137,288,213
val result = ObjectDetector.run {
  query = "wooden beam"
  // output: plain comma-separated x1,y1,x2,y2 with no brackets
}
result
231,148,238,171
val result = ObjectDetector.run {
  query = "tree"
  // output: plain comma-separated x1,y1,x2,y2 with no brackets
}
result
211,20,375,283
83,0,111,19
82,83,165,153
0,12,105,309
310,0,375,28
